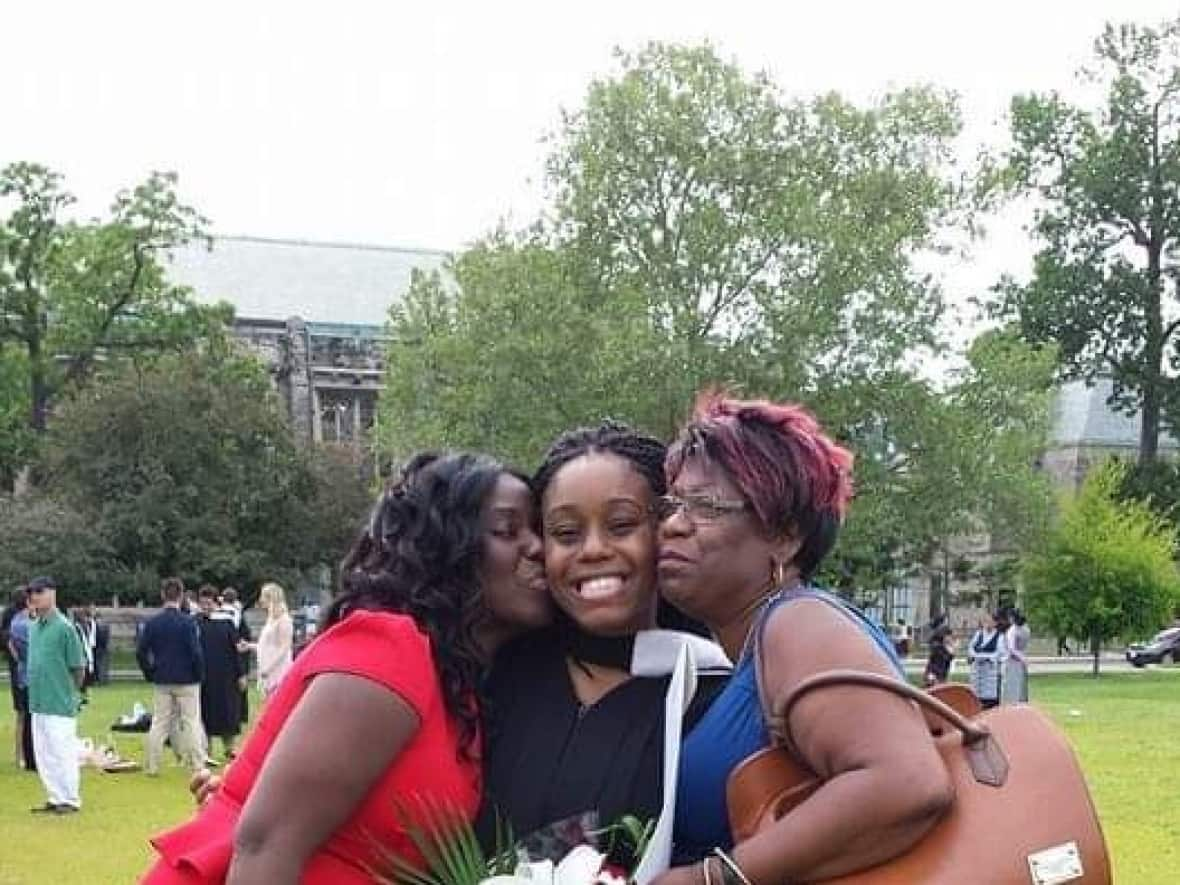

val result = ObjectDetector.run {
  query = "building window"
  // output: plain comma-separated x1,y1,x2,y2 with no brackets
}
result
319,391,355,443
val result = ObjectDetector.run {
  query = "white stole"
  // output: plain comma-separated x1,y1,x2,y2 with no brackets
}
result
631,631,731,884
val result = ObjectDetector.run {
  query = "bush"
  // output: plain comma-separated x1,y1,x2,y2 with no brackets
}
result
1023,461,1180,673
0,495,120,604
40,351,372,602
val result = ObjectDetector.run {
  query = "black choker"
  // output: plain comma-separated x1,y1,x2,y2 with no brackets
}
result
562,623,635,670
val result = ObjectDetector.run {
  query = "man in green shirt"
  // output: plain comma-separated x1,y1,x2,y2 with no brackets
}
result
26,576,85,814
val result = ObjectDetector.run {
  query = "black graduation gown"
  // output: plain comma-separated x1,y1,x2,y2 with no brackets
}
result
197,615,243,737
476,628,723,849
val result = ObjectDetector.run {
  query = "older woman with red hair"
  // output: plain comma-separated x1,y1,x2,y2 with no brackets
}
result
657,392,952,884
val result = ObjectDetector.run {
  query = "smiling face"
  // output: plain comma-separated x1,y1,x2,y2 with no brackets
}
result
479,473,553,633
658,455,799,628
542,452,660,637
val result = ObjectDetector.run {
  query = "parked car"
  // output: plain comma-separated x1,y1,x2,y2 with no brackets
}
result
1125,627,1180,667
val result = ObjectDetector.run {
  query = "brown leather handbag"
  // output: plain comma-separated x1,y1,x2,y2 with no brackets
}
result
726,671,1112,884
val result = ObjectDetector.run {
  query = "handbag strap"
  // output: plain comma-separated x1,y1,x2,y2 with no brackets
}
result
778,670,989,744
751,593,779,741
751,593,1007,786
749,587,899,746
775,669,1010,787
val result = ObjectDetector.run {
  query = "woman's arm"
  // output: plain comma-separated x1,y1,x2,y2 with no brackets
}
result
258,616,295,682
255,624,276,681
997,630,1011,663
279,613,294,643
226,672,420,884
1007,627,1026,663
732,600,952,883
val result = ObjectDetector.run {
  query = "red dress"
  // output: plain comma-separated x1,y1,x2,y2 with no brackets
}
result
143,610,481,883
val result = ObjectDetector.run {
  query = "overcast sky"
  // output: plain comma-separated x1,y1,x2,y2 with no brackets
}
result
4,0,1177,338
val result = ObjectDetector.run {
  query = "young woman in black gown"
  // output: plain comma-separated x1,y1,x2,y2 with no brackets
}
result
478,423,724,849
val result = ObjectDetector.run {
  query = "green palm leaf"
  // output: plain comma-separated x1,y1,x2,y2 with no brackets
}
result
370,795,515,885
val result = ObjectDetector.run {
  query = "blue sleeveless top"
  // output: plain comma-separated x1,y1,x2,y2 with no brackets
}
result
672,586,903,861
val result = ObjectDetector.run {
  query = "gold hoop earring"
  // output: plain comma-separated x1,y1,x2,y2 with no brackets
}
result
771,559,786,587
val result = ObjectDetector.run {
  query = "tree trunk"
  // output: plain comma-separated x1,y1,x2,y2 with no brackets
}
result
1141,104,1165,466
27,330,49,433
1139,383,1161,465
1140,324,1162,466
1140,242,1163,466
928,570,943,622
1090,630,1101,677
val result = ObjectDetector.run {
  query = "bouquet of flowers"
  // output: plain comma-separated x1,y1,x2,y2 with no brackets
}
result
375,801,654,885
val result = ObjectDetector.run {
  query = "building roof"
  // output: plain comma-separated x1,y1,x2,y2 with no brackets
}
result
1048,378,1178,450
168,235,449,328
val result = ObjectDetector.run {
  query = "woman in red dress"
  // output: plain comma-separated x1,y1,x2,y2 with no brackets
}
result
143,452,553,884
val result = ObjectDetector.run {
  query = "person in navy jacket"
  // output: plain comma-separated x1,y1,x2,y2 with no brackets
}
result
137,578,206,774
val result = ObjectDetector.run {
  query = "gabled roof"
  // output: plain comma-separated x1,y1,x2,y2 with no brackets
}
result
1048,378,1178,450
168,235,449,328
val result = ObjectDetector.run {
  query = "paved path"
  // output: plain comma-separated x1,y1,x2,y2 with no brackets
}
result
5,656,1177,683
902,654,1179,675
75,657,1180,680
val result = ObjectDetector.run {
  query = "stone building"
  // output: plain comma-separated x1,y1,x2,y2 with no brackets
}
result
1041,377,1178,489
168,235,447,446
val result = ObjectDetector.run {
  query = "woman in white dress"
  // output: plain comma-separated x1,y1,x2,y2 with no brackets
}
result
967,610,1006,709
1002,609,1030,703
253,582,293,698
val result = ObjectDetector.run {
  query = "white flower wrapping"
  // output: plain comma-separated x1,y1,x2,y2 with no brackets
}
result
481,845,627,885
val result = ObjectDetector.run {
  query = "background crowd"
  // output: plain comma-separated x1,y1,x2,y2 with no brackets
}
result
921,606,1031,707
1,575,294,814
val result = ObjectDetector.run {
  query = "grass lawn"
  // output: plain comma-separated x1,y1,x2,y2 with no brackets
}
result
0,682,243,885
1032,669,1180,883
1,670,1177,884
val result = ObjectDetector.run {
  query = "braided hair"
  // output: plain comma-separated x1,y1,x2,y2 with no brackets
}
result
323,451,507,757
534,421,705,634
533,420,667,503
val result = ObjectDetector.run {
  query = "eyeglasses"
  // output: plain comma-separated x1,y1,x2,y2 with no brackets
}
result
653,493,750,524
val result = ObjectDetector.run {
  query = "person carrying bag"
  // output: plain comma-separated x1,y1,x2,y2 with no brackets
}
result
727,669,1112,883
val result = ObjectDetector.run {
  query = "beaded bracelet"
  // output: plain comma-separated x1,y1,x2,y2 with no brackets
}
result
702,856,715,885
712,847,754,885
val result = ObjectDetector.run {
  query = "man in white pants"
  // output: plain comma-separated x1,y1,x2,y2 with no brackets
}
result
25,576,86,814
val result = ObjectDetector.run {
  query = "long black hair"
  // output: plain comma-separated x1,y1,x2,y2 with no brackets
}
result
323,451,507,757
533,421,705,634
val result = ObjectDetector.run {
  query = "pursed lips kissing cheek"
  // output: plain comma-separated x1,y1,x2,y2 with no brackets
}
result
521,566,549,592
656,550,694,576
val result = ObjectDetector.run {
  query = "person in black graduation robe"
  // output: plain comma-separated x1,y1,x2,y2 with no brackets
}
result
476,625,723,858
195,589,243,759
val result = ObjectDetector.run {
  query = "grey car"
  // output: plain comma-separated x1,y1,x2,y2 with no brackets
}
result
1125,626,1180,667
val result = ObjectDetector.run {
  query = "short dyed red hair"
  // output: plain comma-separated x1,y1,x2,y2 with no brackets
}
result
666,390,854,577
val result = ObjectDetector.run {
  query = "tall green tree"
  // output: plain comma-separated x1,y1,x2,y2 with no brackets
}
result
1118,457,1180,530
381,237,664,464
992,18,1180,464
0,163,230,438
549,44,964,433
41,350,371,600
0,346,33,488
1023,461,1180,675
381,44,966,455
823,332,1055,612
